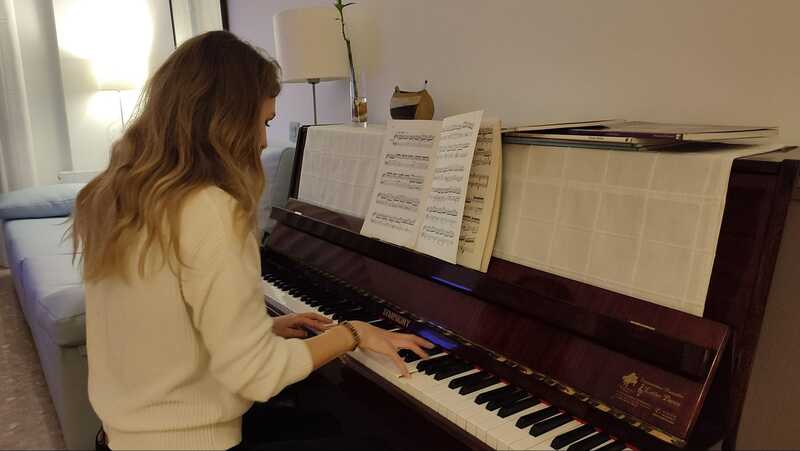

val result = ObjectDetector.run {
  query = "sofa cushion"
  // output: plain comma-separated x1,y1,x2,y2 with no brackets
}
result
37,286,86,347
0,183,85,220
19,254,84,346
4,217,75,275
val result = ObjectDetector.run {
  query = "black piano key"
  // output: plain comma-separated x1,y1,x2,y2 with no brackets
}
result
400,351,421,363
497,397,540,418
428,358,462,373
550,424,596,449
369,319,396,330
422,357,459,375
403,345,443,363
398,349,415,359
318,306,340,314
448,371,490,389
475,385,517,405
530,413,573,437
567,432,610,451
346,313,380,322
416,355,453,373
594,441,626,451
459,375,500,395
486,389,528,411
516,405,560,429
433,362,473,380
319,302,354,314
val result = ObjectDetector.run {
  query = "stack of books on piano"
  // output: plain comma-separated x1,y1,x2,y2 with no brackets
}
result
502,120,779,151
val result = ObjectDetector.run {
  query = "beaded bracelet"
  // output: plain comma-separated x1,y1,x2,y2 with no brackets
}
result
340,321,361,351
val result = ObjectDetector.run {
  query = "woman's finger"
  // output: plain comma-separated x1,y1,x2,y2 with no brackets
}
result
413,336,435,349
388,350,409,377
397,341,429,360
301,312,332,323
390,333,434,351
295,316,328,331
282,327,308,338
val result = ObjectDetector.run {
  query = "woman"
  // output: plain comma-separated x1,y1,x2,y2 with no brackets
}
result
71,31,432,450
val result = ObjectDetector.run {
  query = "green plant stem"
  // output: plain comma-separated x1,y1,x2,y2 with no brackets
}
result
335,4,359,99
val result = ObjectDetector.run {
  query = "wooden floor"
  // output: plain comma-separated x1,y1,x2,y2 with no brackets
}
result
0,268,65,449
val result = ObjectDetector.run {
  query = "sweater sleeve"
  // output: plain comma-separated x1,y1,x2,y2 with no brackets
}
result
179,188,313,402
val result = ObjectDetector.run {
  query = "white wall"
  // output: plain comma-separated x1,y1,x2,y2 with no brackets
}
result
52,0,176,171
229,0,800,146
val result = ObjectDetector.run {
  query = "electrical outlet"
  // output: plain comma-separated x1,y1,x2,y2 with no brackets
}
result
289,121,300,142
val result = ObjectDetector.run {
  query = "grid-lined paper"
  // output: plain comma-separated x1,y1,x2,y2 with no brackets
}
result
297,125,385,217
493,143,783,316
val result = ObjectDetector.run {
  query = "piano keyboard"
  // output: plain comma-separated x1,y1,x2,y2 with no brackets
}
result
262,265,635,451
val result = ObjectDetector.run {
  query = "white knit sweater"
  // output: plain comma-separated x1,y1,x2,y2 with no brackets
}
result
85,187,313,450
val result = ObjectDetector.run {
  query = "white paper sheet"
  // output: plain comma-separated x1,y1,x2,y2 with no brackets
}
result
416,111,484,263
493,142,784,316
457,119,502,271
360,120,442,248
298,125,385,217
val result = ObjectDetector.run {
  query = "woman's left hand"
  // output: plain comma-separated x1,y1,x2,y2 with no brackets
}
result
272,313,333,338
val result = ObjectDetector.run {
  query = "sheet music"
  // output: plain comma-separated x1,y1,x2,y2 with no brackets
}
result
457,119,502,271
360,120,442,247
416,111,484,263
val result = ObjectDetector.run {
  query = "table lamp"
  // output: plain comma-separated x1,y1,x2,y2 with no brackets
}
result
97,78,136,128
273,6,348,125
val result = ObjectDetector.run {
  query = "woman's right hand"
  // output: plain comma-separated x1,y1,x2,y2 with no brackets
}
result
350,321,434,377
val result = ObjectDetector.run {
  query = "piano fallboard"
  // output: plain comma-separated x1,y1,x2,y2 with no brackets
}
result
265,200,730,448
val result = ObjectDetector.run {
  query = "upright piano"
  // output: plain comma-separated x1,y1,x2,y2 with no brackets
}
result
262,126,800,450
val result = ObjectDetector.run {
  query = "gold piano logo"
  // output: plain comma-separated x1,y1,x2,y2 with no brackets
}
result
614,372,684,426
382,308,411,328
622,372,639,388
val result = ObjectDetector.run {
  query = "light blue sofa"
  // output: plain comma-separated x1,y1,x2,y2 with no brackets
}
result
1,144,296,450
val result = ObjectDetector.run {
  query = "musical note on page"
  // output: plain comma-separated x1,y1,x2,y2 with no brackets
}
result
361,112,499,271
361,120,442,247
456,120,502,272
415,111,484,263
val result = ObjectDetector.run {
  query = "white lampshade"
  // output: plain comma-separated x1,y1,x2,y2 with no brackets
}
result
96,78,137,91
273,6,349,83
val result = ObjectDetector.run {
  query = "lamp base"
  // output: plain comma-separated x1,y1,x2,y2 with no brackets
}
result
308,78,320,125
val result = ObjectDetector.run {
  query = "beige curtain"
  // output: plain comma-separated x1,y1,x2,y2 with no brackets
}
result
0,0,38,194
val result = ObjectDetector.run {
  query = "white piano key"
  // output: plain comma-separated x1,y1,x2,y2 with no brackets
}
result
487,404,553,450
516,420,584,450
587,439,615,450
407,369,480,413
554,431,600,451
262,277,611,451
445,383,507,428
423,369,482,414
263,280,335,321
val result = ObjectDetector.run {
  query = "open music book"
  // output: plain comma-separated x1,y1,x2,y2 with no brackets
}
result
360,111,502,271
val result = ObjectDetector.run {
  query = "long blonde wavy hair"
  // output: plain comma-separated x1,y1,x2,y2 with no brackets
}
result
71,31,281,281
